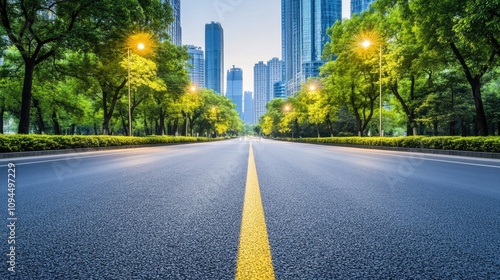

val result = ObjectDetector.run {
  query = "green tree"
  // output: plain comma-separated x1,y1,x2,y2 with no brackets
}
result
409,0,498,136
374,0,443,136
154,42,190,135
0,0,105,133
323,13,382,136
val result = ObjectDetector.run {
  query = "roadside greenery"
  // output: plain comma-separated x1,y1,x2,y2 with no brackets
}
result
0,135,224,153
280,136,500,153
0,1,243,136
258,0,500,138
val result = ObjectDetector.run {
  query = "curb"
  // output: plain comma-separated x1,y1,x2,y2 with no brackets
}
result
278,140,500,160
0,142,200,159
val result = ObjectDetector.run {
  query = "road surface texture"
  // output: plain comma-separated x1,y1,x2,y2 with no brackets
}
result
0,138,499,279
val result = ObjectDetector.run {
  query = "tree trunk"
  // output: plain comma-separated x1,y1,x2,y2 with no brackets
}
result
101,79,127,136
449,120,456,136
32,98,45,134
350,90,364,137
52,110,61,135
173,118,179,136
18,62,35,134
471,81,488,136
392,78,417,136
461,119,467,136
102,117,111,135
120,113,128,136
144,118,150,135
70,124,76,135
449,42,490,136
159,116,166,136
316,124,320,138
0,108,4,134
433,121,439,136
326,118,334,137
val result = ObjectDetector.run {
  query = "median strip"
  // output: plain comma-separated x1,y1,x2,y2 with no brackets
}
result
236,143,275,279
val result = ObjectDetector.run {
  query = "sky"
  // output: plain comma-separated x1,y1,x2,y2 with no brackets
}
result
181,1,351,93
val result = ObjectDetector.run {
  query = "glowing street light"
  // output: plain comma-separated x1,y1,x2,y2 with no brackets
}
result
361,40,372,49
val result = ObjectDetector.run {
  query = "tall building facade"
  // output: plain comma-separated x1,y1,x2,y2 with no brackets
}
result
351,0,375,16
267,57,283,103
205,22,224,95
282,0,302,96
226,66,243,119
166,0,182,46
273,81,286,99
282,0,342,96
187,45,205,88
243,91,254,124
253,61,268,124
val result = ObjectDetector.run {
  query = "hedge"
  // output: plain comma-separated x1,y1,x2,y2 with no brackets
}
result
0,135,223,153
281,136,500,153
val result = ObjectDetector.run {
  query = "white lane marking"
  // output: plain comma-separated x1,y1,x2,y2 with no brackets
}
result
329,147,500,169
386,154,500,169
0,153,119,167
0,146,182,167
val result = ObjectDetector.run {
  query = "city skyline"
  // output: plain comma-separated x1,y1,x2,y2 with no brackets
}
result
182,1,351,93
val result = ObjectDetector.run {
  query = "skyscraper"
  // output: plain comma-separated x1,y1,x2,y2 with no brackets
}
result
282,0,302,95
351,0,375,16
243,91,254,124
253,61,268,124
166,0,182,46
187,45,205,88
205,22,224,95
273,81,286,99
267,57,283,103
226,66,243,119
282,0,342,96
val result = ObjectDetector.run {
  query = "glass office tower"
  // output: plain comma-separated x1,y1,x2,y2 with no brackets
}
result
205,22,224,95
282,0,341,96
226,66,243,119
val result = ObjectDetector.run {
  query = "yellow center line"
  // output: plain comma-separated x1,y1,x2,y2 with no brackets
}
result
236,143,275,280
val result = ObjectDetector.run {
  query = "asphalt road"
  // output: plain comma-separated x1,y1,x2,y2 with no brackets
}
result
0,138,499,279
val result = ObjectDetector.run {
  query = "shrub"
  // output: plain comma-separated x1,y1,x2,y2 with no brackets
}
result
281,136,500,153
0,135,223,153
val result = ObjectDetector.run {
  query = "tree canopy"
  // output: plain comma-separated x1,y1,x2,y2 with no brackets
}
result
0,1,243,137
259,0,500,138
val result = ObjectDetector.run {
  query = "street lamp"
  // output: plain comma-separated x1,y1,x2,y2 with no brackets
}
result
283,103,294,138
360,39,383,137
185,85,198,136
127,45,143,137
126,33,154,136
